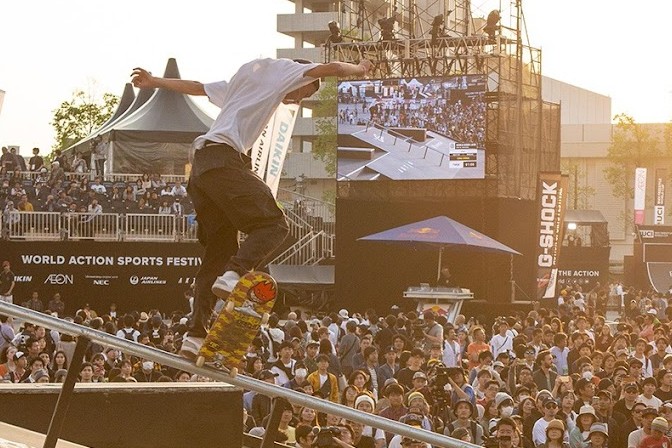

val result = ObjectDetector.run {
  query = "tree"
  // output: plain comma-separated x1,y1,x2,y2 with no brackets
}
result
312,77,338,177
561,159,595,210
603,113,662,231
51,88,119,151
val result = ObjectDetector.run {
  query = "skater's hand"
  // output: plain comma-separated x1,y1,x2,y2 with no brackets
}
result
359,59,373,76
131,67,155,89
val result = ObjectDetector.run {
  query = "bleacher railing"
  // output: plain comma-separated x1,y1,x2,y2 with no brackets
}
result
3,211,197,243
10,171,187,184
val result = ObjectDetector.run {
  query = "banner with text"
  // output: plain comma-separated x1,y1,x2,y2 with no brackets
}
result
634,167,647,225
0,241,203,314
250,103,299,198
535,172,569,300
655,169,667,225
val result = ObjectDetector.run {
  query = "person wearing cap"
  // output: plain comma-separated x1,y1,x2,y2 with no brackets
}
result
584,422,608,448
444,398,484,445
628,407,659,448
539,418,566,448
354,394,386,446
568,404,597,448
638,416,670,448
0,261,15,305
532,397,560,446
378,345,399,388
303,340,319,374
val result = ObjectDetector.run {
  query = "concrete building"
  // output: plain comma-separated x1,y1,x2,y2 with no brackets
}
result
276,0,671,269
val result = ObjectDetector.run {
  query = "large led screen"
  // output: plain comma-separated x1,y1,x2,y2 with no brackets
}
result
337,75,486,180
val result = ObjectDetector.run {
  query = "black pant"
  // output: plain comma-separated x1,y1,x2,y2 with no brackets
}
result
95,159,105,178
186,145,289,336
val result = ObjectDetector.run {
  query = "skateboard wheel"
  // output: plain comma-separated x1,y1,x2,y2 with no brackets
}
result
195,356,205,368
224,300,235,313
229,367,238,378
261,313,270,325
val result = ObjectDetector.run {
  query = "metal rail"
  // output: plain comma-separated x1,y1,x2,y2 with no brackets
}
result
0,302,477,448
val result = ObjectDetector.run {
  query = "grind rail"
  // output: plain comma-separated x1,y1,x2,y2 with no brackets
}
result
0,302,477,448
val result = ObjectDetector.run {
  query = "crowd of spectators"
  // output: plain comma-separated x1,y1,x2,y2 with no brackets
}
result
1,147,194,237
338,81,486,147
2,279,672,447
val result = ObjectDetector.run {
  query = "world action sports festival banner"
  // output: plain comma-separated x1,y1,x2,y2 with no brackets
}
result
0,241,203,314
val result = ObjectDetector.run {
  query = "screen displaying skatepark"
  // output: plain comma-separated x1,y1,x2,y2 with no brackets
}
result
337,74,487,181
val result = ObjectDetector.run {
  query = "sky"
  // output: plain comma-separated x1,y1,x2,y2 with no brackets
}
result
1,0,670,154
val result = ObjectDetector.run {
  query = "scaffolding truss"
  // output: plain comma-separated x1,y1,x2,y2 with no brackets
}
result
325,0,560,201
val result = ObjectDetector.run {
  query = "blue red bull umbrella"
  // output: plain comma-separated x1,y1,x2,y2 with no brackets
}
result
357,216,521,280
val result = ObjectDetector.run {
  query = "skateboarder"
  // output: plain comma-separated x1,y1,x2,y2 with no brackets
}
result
132,57,372,358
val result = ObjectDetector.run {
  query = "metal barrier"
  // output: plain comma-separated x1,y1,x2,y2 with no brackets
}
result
0,302,475,448
64,213,119,241
124,213,178,242
2,212,198,242
8,171,187,184
5,211,62,240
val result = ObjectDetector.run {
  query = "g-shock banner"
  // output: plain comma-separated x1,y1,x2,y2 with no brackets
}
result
535,172,569,301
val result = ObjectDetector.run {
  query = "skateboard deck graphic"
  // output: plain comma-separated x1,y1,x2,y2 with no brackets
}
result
196,271,277,370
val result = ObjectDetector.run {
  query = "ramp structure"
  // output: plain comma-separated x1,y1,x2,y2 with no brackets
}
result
0,302,474,448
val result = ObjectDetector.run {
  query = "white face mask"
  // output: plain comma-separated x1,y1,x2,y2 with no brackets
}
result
500,406,514,417
142,361,154,371
582,371,593,381
295,368,308,379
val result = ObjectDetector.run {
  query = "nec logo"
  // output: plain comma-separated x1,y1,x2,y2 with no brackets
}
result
44,274,73,285
93,279,109,286
640,230,655,238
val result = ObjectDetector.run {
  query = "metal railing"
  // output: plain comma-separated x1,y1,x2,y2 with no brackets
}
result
6,171,187,184
2,211,197,243
4,211,62,240
64,213,119,241
0,302,475,448
270,230,334,266
125,213,178,242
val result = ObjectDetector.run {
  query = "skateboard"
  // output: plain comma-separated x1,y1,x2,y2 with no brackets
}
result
195,271,277,374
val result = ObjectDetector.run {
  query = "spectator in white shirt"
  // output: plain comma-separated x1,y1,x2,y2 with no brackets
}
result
490,320,513,359
171,181,187,197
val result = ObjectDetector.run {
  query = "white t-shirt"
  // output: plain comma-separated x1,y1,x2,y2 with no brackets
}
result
195,58,319,153
638,394,663,410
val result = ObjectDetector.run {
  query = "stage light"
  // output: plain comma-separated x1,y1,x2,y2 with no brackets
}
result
327,21,343,44
484,10,500,40
567,223,577,231
378,16,396,41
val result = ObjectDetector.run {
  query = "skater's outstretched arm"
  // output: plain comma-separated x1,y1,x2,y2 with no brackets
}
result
131,68,206,96
305,59,372,79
